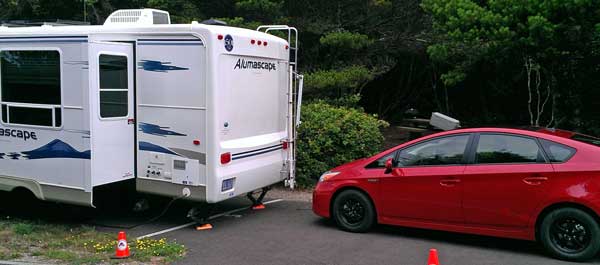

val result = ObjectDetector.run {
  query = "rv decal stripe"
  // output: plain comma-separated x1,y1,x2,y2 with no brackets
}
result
0,36,88,43
231,144,284,157
231,144,284,160
139,122,187,136
137,43,204,46
139,141,180,156
0,40,87,43
138,60,189,72
138,38,204,42
232,146,283,160
0,36,87,39
0,139,90,160
138,39,203,46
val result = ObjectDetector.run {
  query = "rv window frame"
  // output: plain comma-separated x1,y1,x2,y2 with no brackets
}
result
96,51,130,121
0,47,64,130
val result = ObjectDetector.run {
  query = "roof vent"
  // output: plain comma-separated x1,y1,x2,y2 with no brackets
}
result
104,9,170,26
201,19,227,26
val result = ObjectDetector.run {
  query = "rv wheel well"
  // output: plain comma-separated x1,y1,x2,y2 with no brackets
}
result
11,187,38,200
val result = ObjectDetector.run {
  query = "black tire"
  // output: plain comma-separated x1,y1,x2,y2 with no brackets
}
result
539,207,600,261
331,189,375,233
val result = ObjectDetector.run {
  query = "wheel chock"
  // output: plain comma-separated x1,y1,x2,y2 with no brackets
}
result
195,224,213,231
252,204,266,210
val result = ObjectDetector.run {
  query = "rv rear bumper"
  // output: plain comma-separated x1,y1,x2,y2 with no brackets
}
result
136,178,206,202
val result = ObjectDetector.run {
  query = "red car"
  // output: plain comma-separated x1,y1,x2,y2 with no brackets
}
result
313,128,600,261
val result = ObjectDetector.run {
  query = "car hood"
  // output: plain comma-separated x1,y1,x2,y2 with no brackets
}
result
331,158,367,172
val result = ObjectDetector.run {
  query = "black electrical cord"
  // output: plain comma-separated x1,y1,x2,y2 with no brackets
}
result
87,195,186,229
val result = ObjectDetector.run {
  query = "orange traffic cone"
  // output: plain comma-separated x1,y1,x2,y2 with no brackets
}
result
113,231,130,259
428,248,440,265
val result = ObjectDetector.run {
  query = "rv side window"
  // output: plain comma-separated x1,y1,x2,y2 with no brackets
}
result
0,50,61,127
99,54,128,118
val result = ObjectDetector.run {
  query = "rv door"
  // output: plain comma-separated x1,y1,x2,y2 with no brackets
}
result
89,42,135,186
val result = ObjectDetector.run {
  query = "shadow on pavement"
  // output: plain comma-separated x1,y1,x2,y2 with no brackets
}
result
311,214,600,262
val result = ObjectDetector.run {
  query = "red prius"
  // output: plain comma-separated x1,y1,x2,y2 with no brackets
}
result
313,128,600,261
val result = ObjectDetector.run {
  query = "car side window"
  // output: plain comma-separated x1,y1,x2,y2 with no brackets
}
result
539,139,576,163
365,151,398,169
396,135,470,167
476,134,543,164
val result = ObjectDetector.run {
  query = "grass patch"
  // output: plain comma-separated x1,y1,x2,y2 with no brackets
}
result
13,223,34,235
0,216,186,264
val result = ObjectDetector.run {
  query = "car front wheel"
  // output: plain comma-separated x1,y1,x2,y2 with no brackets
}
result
539,207,600,261
332,189,375,233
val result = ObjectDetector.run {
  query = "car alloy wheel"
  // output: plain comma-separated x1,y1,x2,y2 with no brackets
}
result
540,207,600,261
339,198,365,225
550,217,591,254
332,189,375,233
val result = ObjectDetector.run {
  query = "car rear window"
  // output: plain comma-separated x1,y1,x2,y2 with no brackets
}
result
539,139,576,163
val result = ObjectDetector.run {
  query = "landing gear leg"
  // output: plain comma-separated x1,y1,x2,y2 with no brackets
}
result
188,204,215,230
247,187,270,210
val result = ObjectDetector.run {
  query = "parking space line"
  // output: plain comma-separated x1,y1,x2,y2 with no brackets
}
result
136,199,284,240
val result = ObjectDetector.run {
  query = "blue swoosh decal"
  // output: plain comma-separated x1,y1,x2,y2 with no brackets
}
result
139,123,187,137
0,139,90,160
138,60,189,72
139,141,180,156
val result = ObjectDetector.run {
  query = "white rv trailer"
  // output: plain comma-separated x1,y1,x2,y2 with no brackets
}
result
0,9,302,209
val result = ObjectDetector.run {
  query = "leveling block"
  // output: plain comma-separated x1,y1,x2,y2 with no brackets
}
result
196,224,213,231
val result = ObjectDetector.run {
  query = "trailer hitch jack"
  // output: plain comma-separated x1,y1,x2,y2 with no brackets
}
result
247,187,270,210
188,203,215,229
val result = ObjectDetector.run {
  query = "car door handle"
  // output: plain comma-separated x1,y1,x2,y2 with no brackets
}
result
523,176,548,185
440,178,461,187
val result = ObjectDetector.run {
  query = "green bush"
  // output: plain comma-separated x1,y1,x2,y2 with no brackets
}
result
296,102,388,187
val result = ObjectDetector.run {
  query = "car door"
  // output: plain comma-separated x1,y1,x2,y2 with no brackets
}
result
462,133,554,228
380,134,472,223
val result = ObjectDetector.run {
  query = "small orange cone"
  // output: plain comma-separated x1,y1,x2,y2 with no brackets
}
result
196,223,213,230
113,231,130,259
428,249,440,265
252,204,266,210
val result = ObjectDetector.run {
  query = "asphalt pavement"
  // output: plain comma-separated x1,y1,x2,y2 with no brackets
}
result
2,192,599,265
121,198,599,265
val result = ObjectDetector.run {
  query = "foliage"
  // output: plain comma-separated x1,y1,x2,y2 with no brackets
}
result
215,17,262,30
0,217,186,264
146,0,204,23
319,31,373,51
422,0,600,130
296,102,387,186
235,0,283,22
304,65,374,98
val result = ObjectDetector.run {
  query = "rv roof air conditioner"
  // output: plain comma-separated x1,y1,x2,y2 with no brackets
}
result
104,9,170,26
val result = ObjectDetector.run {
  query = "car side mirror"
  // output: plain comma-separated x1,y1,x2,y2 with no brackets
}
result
384,158,394,174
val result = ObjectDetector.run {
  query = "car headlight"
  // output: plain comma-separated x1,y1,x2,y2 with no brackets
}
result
319,171,340,182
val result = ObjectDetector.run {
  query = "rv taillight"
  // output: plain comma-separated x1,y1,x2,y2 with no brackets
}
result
285,45,289,50
282,141,288,150
263,41,268,46
251,39,256,45
221,153,231,164
257,40,262,45
217,34,224,40
193,140,200,145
